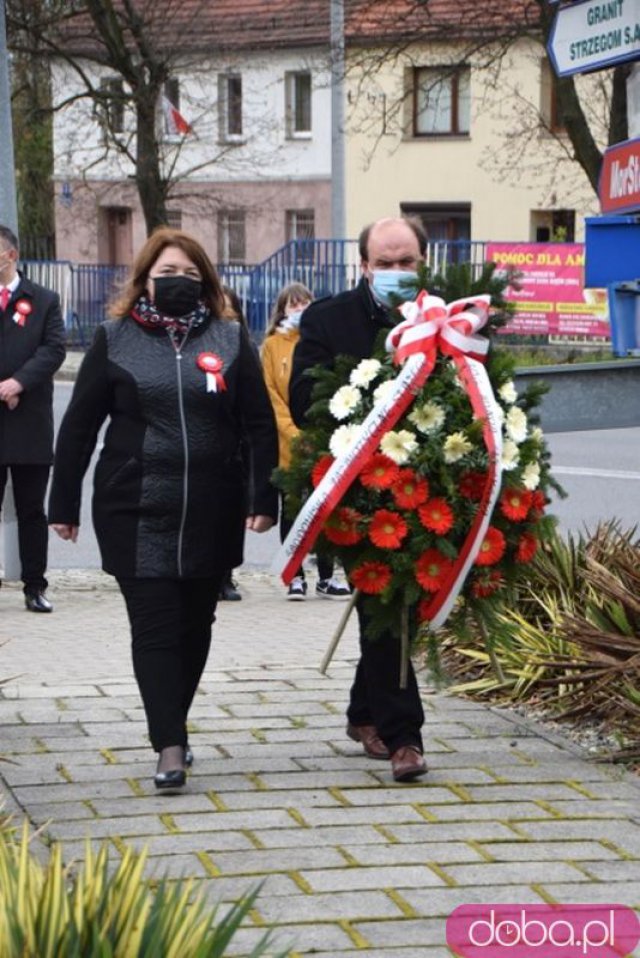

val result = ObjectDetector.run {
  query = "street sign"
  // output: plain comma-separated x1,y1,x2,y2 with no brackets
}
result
548,0,640,77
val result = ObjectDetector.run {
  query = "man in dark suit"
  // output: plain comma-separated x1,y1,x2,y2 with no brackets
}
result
289,216,429,782
0,224,66,612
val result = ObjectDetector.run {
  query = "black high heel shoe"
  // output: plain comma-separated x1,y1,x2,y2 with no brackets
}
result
154,746,187,793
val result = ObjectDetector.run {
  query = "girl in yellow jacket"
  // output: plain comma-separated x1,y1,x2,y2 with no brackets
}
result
262,282,350,601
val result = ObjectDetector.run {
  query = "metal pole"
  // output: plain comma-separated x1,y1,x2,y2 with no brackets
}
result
330,0,346,241
0,0,22,583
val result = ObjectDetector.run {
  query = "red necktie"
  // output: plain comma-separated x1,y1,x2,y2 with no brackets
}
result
0,288,10,312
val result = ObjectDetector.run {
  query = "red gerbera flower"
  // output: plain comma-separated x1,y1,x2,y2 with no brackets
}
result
471,570,504,598
415,549,453,592
369,509,408,549
311,454,335,488
474,526,506,566
500,486,532,522
391,469,429,509
459,471,487,501
516,532,538,563
360,453,400,489
418,498,455,535
351,561,392,594
324,507,363,546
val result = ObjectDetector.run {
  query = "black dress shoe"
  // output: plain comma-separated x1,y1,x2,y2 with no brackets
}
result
154,768,186,792
25,591,53,613
218,579,242,601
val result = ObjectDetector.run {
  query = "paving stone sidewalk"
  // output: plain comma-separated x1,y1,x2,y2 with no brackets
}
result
1,570,640,957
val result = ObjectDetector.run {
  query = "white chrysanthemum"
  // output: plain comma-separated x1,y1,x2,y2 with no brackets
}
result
329,424,361,458
521,461,541,490
530,425,544,445
380,429,418,465
443,431,474,463
373,379,396,404
505,406,528,444
350,358,382,388
498,380,518,404
493,403,505,425
328,384,362,421
408,401,445,434
502,439,520,471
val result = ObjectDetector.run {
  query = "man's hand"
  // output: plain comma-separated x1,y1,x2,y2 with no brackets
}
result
51,524,79,542
0,378,24,402
246,515,275,533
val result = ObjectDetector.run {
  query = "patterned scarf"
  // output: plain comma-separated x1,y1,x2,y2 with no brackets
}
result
131,295,209,348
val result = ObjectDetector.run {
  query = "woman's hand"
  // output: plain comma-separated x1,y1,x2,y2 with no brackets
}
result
51,524,79,542
246,515,275,533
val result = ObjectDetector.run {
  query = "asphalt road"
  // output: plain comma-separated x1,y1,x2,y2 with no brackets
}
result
3,383,639,573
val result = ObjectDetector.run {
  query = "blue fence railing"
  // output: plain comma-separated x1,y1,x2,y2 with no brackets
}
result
23,239,490,347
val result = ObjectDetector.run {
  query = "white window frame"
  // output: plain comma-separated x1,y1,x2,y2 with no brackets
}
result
218,73,244,143
218,209,246,264
285,71,312,139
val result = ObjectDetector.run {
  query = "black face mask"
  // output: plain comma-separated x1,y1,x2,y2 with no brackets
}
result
152,275,202,317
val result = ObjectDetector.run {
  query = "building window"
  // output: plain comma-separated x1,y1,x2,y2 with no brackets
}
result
99,77,125,134
286,209,315,262
401,203,471,264
166,209,182,230
285,71,312,137
285,209,315,242
413,67,470,136
540,59,566,134
218,210,246,263
218,74,243,141
531,209,575,242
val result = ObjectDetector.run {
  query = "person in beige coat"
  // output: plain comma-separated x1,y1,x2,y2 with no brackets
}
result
262,282,350,601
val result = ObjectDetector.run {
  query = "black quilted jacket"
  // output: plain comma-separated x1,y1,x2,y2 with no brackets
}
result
48,315,278,578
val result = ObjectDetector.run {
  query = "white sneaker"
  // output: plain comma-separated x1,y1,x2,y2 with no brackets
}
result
316,578,351,600
287,577,307,600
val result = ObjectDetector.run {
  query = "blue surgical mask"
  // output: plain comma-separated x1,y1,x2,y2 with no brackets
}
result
369,270,419,307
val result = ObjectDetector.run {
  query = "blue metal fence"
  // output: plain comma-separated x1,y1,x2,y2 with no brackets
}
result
24,239,491,346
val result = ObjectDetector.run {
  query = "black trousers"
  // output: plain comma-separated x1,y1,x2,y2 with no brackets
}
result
346,597,425,754
117,576,222,752
280,493,333,581
0,464,50,593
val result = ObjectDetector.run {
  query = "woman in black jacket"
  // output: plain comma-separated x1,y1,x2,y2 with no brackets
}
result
49,228,278,792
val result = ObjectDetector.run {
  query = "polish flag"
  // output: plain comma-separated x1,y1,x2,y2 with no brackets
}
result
162,96,192,135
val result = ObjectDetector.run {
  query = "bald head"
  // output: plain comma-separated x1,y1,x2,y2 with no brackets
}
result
359,217,426,283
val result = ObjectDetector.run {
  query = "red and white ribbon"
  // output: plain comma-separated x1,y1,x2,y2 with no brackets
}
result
12,298,32,328
273,291,503,631
197,351,226,393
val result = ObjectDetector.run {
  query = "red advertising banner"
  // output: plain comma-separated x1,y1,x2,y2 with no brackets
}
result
486,242,610,338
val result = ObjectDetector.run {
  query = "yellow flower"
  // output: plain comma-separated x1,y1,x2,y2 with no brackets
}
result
443,431,474,463
380,429,418,465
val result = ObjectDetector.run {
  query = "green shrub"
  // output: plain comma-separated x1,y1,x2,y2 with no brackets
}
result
0,819,287,957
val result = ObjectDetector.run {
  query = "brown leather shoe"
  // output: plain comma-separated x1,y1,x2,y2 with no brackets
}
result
346,723,389,760
391,746,428,782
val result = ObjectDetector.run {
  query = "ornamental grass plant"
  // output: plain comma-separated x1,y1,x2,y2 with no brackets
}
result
437,521,640,763
0,817,284,958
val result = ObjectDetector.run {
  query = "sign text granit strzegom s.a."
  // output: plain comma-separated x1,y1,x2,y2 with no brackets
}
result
570,1,640,62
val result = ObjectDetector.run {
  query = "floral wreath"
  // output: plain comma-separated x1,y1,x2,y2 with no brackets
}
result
275,269,559,646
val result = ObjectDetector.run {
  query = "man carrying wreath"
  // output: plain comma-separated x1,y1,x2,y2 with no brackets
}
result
289,216,428,782
0,224,66,612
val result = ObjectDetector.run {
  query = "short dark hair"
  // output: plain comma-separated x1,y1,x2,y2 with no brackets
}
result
358,216,427,261
0,225,19,253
